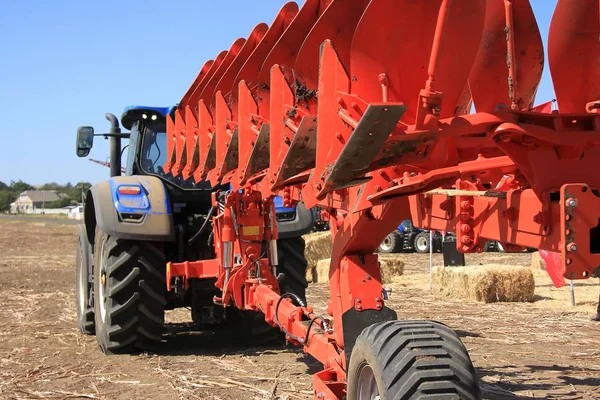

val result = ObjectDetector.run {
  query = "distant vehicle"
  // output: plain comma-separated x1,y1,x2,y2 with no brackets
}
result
378,220,444,254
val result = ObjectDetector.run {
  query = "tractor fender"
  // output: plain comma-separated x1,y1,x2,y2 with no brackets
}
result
84,175,174,243
277,202,315,239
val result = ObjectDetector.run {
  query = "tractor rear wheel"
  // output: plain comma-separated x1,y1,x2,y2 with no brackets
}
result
347,320,481,400
93,228,166,354
76,226,94,335
227,236,308,346
415,231,432,253
378,231,403,254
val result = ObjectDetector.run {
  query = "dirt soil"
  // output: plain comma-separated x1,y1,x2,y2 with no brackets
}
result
0,219,598,400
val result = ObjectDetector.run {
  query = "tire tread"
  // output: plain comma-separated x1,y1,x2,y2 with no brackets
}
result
348,320,481,400
94,233,165,354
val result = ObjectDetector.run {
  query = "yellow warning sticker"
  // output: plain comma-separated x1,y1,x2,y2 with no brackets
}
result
243,226,260,236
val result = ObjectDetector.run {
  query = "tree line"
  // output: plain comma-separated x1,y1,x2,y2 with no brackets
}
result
0,180,92,212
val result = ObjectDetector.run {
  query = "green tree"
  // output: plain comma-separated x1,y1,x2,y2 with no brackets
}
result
0,191,17,212
48,197,72,208
0,181,7,190
40,182,62,191
10,180,33,192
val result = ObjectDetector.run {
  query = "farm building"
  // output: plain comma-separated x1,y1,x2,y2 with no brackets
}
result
9,190,65,214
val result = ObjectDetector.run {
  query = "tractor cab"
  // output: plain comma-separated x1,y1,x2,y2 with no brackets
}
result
76,105,212,190
121,106,171,177
121,106,213,190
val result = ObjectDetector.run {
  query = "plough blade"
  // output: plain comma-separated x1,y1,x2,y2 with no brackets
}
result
548,0,600,113
172,109,187,177
469,0,544,112
182,106,198,181
351,0,486,121
245,123,270,181
166,51,227,176
166,59,213,175
320,104,407,195
266,0,371,192
272,116,317,188
196,100,216,180
294,0,371,104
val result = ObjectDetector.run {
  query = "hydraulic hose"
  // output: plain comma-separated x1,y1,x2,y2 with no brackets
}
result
188,205,216,245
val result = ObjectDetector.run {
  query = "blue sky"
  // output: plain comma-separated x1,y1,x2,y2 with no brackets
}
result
0,0,557,185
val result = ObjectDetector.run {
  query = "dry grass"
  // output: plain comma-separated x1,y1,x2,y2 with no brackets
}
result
432,265,536,303
2,218,600,399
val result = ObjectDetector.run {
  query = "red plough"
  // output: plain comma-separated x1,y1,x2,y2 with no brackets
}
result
165,1,600,398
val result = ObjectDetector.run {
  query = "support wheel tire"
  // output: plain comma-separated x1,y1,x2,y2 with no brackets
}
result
415,232,432,254
76,226,94,335
228,237,308,346
93,229,166,354
378,231,403,254
347,320,481,400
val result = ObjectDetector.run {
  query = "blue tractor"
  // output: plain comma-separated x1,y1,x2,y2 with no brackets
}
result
74,107,314,354
377,220,443,254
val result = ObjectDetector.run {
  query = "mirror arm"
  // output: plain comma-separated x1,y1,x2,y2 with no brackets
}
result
96,133,131,139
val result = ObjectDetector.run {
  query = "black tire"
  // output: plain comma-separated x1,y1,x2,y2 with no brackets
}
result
76,226,95,335
347,320,481,400
227,236,308,346
496,241,506,253
414,231,431,254
432,233,443,253
482,240,497,252
93,228,166,354
378,231,403,254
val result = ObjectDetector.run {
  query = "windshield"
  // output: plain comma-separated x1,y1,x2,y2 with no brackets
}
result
139,123,168,176
137,122,215,190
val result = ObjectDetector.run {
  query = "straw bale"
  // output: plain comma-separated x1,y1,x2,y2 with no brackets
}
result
303,231,332,270
311,257,404,284
432,264,535,303
530,251,546,270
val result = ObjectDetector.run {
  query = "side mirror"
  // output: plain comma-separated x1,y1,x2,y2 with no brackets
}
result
76,126,94,157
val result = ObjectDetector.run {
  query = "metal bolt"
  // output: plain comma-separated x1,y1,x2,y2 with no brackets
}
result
375,297,381,302
356,299,362,304
317,393,325,399
356,305,363,310
567,243,578,252
567,198,577,208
